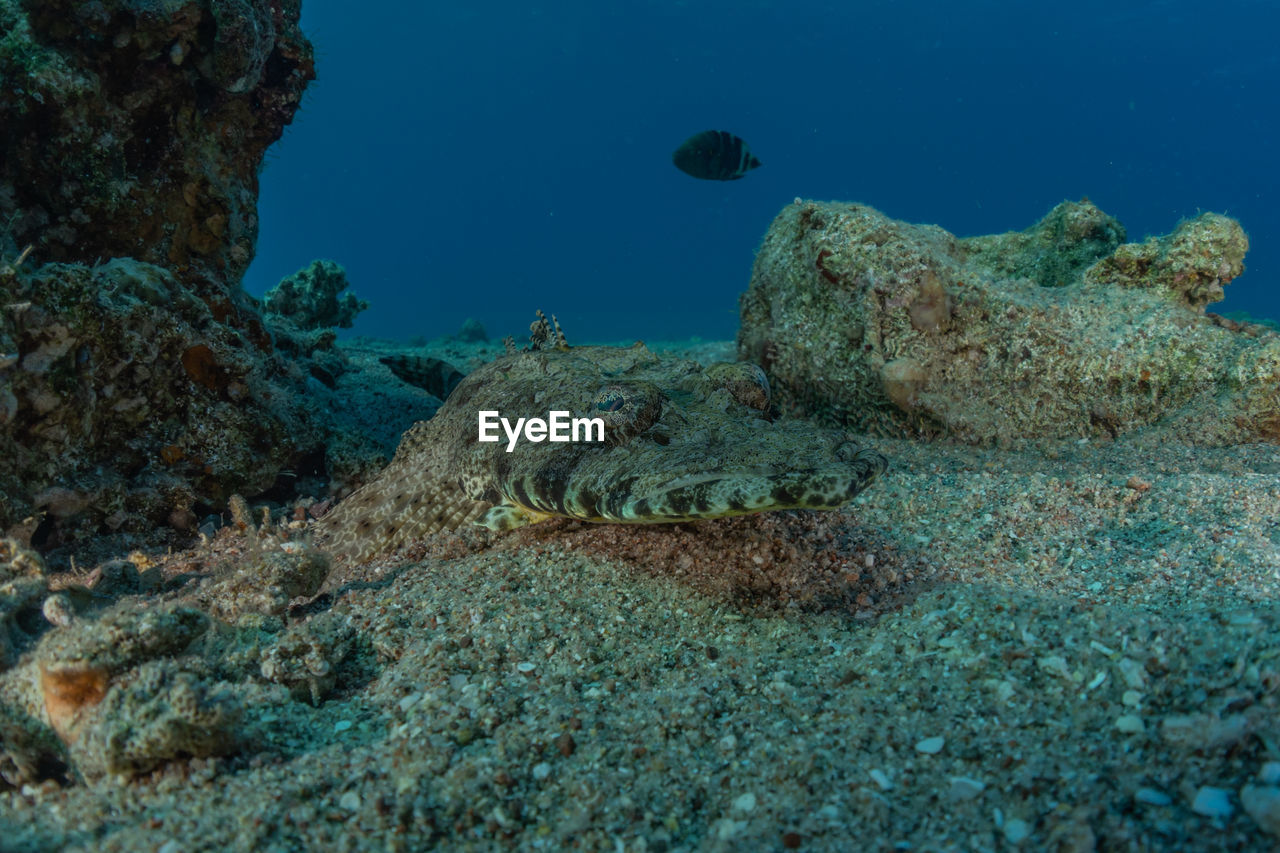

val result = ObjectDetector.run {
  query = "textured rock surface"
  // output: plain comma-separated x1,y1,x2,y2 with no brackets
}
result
0,525,346,783
0,538,46,670
0,0,314,295
72,659,242,781
264,259,368,331
0,256,341,553
739,199,1271,444
0,0,407,559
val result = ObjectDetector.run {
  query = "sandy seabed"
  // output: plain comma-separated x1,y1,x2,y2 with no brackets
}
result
2,366,1280,851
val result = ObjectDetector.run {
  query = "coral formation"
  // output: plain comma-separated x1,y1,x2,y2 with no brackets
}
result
0,0,405,561
263,260,368,331
963,198,1126,288
739,199,1270,444
0,516,351,782
1084,212,1249,310
455,317,489,343
36,604,209,687
72,659,242,781
30,603,210,770
0,0,313,297
0,538,46,670
0,255,343,554
258,613,354,705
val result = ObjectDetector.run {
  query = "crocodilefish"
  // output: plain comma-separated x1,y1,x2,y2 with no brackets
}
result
319,314,885,563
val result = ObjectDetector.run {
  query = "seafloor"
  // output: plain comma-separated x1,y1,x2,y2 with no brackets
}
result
2,338,1278,852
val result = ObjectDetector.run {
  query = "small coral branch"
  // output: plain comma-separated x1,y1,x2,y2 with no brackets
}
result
262,260,368,330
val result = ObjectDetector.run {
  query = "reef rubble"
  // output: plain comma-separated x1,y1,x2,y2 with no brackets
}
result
739,199,1275,445
0,0,398,561
0,0,313,296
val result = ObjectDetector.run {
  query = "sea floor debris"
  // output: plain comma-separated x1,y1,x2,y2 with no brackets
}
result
740,198,1276,445
1,421,1278,850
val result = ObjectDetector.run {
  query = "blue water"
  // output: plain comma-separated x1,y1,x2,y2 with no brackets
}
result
246,0,1280,344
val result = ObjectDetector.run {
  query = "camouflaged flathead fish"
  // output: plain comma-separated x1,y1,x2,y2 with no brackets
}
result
320,313,887,563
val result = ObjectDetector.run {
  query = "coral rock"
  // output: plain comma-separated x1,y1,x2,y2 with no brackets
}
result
0,258,333,551
739,199,1270,444
0,0,313,295
0,538,49,670
263,260,368,330
39,662,109,744
71,660,242,780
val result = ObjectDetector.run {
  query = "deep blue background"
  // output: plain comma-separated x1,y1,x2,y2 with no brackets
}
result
246,0,1280,343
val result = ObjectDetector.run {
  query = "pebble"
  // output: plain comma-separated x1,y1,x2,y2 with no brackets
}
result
868,769,893,791
1036,655,1072,680
1115,714,1144,734
948,776,985,801
1135,788,1172,806
915,736,945,755
1163,713,1251,751
1241,785,1280,836
532,762,551,781
41,594,76,628
1191,786,1233,819
339,791,360,812
1003,818,1031,845
1117,658,1146,689
732,793,757,813
516,662,537,674
1260,762,1280,786
333,720,353,733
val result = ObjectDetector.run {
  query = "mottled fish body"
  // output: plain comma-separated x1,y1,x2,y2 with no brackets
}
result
320,317,885,564
672,130,761,181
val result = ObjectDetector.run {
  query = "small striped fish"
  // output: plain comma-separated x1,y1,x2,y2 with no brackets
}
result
672,130,761,181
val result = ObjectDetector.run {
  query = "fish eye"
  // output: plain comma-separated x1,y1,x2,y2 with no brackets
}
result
703,362,770,411
595,391,627,413
591,382,664,444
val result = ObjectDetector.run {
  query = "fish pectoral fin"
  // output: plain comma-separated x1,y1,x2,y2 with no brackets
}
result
477,504,558,532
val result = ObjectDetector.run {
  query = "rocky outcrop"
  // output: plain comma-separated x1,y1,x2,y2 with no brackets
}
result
0,2,413,557
0,256,336,551
739,199,1274,444
0,0,314,296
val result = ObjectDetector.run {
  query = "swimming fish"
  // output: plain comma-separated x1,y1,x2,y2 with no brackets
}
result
672,130,761,181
